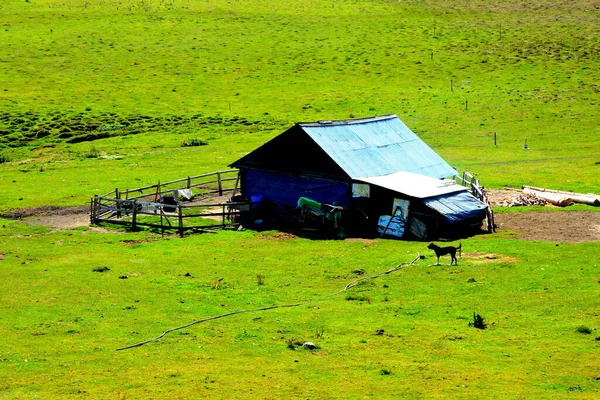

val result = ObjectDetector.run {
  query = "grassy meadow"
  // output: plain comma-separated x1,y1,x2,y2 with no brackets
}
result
1,0,600,398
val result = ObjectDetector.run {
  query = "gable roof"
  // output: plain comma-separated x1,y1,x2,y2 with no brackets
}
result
231,114,457,180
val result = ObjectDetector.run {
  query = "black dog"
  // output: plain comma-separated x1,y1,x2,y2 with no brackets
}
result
428,242,462,265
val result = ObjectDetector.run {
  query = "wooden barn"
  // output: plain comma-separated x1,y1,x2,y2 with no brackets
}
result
230,114,488,240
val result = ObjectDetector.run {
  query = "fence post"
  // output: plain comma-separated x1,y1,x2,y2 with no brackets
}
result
115,188,121,218
131,199,138,231
217,172,223,196
187,176,191,189
90,196,96,224
178,205,184,238
232,170,240,198
155,181,161,202
160,207,164,236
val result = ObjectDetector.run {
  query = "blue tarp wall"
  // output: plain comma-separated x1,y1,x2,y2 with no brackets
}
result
242,169,351,207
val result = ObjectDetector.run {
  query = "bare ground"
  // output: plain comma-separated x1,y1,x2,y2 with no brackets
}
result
0,205,100,231
493,210,600,243
486,189,600,243
2,190,600,243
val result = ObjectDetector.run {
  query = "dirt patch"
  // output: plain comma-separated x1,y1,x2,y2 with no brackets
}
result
25,214,91,229
1,205,88,219
3,196,600,243
0,205,113,232
1,205,90,229
485,189,600,243
344,238,378,244
257,231,299,240
120,238,160,245
494,210,600,243
466,252,519,264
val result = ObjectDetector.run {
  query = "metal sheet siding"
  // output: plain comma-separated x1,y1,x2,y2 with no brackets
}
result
302,116,456,179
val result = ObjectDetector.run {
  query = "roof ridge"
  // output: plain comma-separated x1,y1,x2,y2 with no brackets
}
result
298,114,397,127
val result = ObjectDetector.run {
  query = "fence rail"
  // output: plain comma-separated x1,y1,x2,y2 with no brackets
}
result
455,170,496,232
91,170,247,236
100,169,240,203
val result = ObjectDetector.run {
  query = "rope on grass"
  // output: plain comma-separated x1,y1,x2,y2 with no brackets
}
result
116,253,421,351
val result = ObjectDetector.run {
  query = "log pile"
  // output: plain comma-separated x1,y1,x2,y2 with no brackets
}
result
490,187,600,207
495,191,547,207
522,186,600,207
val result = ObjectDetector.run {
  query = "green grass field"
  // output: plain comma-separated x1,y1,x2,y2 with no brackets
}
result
1,0,600,398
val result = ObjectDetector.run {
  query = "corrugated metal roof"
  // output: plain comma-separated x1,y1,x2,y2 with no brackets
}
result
300,115,457,179
356,171,467,199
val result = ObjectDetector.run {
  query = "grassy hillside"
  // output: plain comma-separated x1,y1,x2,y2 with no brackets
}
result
1,0,599,212
1,0,600,398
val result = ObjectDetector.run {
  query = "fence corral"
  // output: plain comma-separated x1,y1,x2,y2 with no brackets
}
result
91,169,496,236
455,170,496,232
90,170,249,236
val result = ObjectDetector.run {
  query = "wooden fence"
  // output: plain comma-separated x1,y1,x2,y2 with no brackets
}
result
90,170,250,236
100,169,240,203
455,170,496,232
